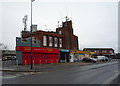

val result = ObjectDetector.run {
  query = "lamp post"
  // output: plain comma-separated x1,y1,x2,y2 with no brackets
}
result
30,0,35,70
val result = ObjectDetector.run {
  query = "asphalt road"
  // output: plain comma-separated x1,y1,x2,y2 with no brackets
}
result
2,61,119,84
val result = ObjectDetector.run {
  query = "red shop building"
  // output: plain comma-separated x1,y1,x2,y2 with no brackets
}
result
16,46,59,64
16,19,78,64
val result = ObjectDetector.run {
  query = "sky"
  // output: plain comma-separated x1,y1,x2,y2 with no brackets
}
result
0,0,119,53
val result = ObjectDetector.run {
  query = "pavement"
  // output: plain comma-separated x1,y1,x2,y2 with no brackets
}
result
1,59,119,72
1,61,93,72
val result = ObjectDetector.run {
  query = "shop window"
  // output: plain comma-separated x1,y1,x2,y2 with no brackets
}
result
54,37,58,47
43,35,47,46
49,36,53,47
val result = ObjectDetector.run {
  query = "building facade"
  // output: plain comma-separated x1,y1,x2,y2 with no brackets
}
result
21,20,79,50
16,19,79,64
83,48,115,58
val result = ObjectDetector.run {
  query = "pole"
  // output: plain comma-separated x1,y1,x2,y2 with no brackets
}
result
30,0,33,70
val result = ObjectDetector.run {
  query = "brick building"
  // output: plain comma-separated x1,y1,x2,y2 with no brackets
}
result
21,20,79,50
83,48,115,58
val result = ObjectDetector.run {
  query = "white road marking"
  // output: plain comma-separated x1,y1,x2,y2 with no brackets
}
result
2,75,17,79
2,72,43,79
103,72,119,84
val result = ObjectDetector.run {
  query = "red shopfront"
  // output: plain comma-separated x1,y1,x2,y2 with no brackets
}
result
16,46,59,64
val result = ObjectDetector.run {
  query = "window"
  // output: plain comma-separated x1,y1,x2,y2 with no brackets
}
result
32,37,37,44
96,50,99,53
21,38,28,43
49,36,53,47
59,31,62,34
43,35,47,46
102,51,105,53
59,38,62,48
105,50,107,53
54,37,58,47
110,50,113,53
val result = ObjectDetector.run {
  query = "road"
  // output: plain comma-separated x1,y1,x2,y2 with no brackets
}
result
2,61,120,84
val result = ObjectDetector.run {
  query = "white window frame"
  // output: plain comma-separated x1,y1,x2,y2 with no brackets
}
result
59,38,62,48
59,31,62,34
43,35,47,46
49,36,53,47
54,37,58,47
110,50,113,53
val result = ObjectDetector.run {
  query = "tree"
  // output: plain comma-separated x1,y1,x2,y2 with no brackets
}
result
0,43,9,50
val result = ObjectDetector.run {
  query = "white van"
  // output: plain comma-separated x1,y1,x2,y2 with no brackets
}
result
97,56,106,62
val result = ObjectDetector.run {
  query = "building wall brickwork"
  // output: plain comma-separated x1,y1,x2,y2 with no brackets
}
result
22,20,79,50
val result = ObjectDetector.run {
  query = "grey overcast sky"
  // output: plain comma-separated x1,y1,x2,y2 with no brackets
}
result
0,0,119,53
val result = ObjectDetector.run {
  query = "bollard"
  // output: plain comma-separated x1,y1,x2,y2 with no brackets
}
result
39,60,41,65
46,60,47,64
65,54,66,63
25,60,26,66
16,60,18,66
51,60,53,64
33,60,34,67
56,59,58,64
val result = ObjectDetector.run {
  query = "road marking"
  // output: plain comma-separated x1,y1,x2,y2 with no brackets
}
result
103,73,119,84
2,75,17,79
2,72,44,80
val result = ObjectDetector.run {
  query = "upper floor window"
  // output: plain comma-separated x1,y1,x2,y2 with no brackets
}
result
43,35,47,46
54,37,58,47
21,38,28,43
32,37,37,44
102,51,105,53
96,50,99,53
110,50,113,53
49,36,53,47
59,38,62,48
59,31,62,34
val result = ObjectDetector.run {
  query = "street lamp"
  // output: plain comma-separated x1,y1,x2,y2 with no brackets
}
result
30,0,35,70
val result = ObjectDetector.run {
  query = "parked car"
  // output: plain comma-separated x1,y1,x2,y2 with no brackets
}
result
2,57,7,61
82,58,97,63
105,57,109,61
97,56,106,62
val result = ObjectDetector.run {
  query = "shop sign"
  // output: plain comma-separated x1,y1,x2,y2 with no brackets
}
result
60,49,70,52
